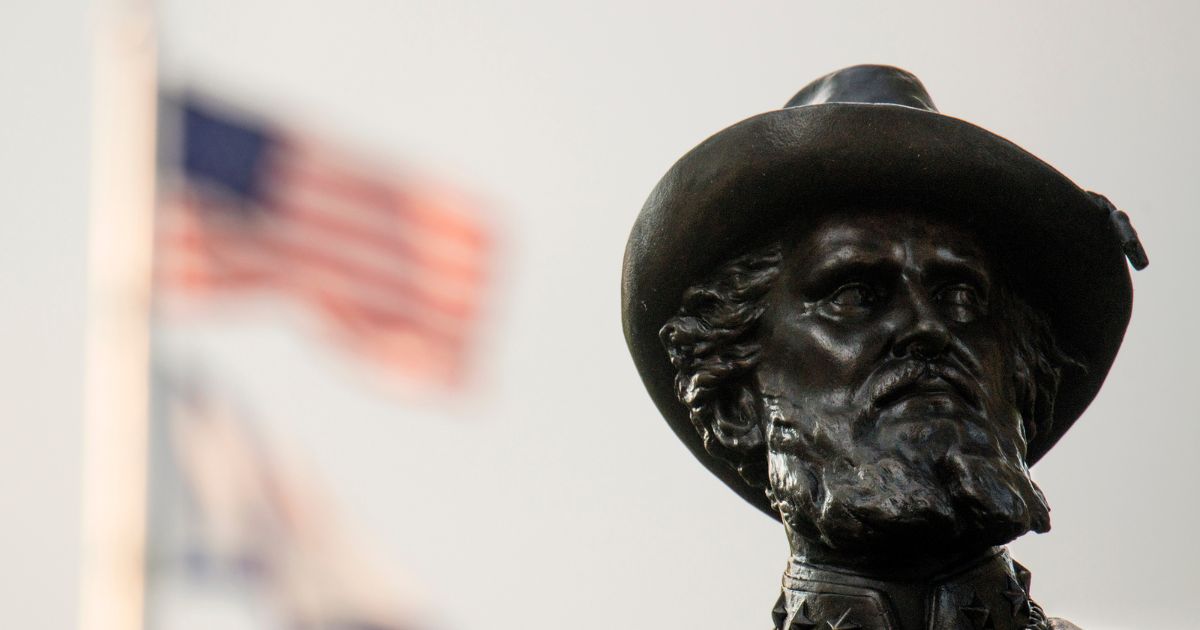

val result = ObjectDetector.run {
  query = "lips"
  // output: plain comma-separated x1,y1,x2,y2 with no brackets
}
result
871,364,982,413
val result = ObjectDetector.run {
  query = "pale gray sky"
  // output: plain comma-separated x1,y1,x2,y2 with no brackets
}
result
4,1,1198,628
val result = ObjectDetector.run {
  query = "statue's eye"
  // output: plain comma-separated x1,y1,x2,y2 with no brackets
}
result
936,284,982,307
830,283,875,308
935,283,986,322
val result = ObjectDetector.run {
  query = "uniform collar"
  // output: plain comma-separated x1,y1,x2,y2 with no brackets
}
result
772,547,1041,630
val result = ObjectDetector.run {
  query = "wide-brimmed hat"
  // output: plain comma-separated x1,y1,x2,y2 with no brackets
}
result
622,65,1147,518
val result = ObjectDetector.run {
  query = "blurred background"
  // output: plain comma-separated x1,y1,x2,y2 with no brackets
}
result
3,1,1198,629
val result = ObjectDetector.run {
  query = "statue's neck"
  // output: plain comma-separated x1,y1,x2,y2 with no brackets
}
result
775,543,1041,630
788,537,1000,581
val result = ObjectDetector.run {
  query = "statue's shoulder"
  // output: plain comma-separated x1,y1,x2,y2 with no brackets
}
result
1047,619,1082,630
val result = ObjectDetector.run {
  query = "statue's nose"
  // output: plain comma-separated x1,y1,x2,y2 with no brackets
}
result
889,288,951,361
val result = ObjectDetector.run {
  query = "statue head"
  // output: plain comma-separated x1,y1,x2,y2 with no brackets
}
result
659,208,1076,555
622,65,1143,559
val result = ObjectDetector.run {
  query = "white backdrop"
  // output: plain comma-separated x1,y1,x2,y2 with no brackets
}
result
4,1,1199,629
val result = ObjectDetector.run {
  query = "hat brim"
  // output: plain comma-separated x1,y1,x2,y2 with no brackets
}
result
622,103,1132,519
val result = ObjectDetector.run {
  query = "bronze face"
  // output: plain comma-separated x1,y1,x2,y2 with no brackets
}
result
756,210,1023,460
755,210,1049,555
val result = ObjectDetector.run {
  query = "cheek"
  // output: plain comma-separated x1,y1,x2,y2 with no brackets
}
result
963,330,1028,439
755,315,882,401
967,332,1014,398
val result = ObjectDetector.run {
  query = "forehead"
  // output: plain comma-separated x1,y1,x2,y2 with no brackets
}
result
782,209,991,269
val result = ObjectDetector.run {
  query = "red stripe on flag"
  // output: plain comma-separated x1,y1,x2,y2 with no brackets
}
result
272,200,486,283
272,151,490,250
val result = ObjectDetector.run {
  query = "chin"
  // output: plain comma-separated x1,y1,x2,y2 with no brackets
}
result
766,427,1051,554
871,402,1001,456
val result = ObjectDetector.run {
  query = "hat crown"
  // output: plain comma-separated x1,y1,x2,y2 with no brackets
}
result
785,64,938,112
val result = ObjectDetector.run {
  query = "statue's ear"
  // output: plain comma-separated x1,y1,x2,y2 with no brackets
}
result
698,380,768,489
705,380,764,454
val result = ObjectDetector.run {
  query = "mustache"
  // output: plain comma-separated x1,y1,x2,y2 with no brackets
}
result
869,359,984,413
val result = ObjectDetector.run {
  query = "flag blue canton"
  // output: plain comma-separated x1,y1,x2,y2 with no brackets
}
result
182,100,275,203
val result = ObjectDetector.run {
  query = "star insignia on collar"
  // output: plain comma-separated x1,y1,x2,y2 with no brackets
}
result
960,592,995,629
825,608,860,630
787,599,817,630
1003,575,1030,615
772,593,788,629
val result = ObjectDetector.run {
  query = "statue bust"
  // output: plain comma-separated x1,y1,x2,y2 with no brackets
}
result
621,65,1147,630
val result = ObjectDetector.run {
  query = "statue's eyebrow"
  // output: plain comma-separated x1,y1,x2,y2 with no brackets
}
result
920,253,992,293
802,247,899,293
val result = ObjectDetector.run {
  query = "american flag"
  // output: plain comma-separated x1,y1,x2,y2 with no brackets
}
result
154,96,493,386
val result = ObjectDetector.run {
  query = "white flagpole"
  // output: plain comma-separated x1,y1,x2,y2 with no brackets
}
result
79,0,157,628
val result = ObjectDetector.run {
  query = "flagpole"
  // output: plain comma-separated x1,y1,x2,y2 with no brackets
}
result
80,0,157,628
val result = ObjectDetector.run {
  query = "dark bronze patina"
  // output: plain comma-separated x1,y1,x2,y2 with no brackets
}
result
621,65,1146,630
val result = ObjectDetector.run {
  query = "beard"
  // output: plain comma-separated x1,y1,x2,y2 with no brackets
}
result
763,396,1051,554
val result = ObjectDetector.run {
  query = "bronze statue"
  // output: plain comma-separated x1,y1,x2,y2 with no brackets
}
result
621,65,1147,630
